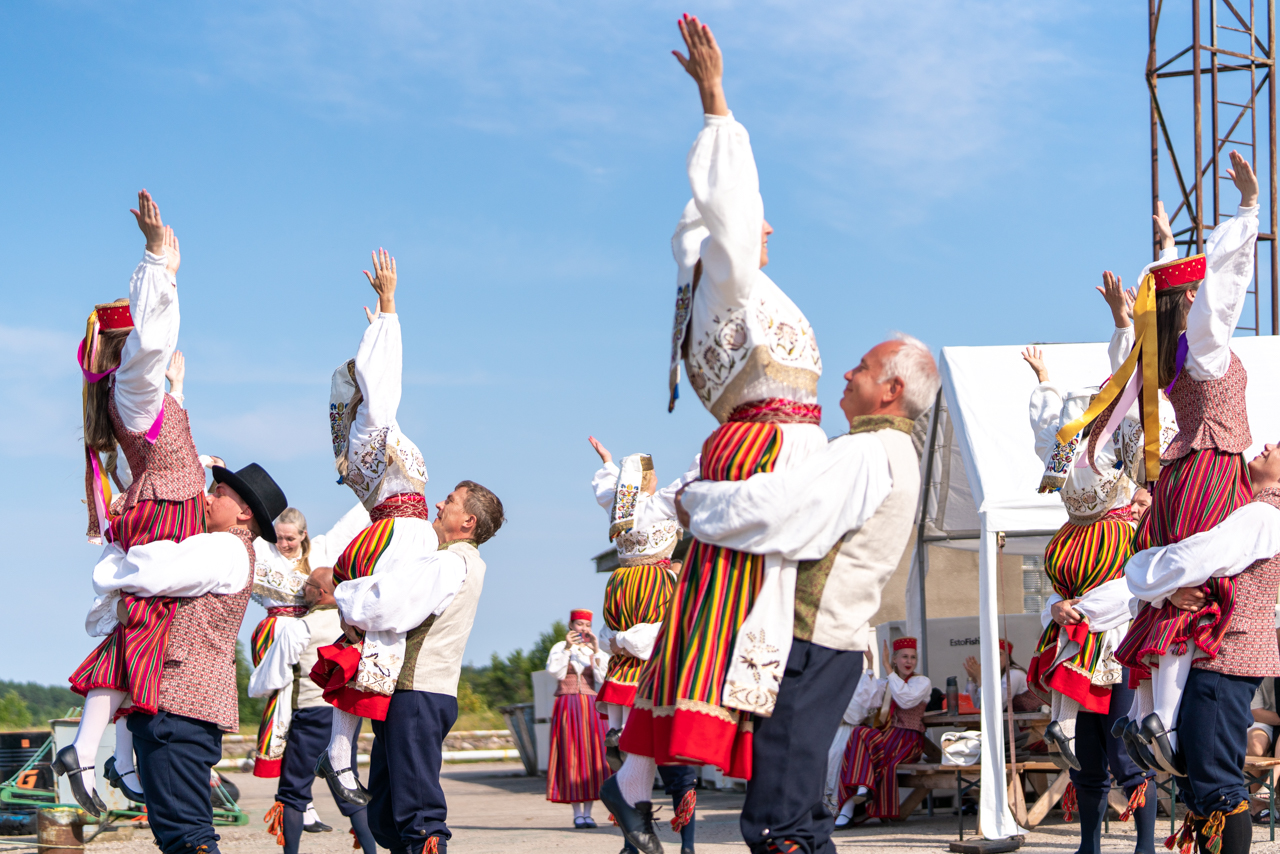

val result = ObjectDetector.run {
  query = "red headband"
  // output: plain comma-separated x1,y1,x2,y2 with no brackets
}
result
1151,254,1206,291
570,609,593,623
999,639,1012,653
96,303,134,331
892,637,917,651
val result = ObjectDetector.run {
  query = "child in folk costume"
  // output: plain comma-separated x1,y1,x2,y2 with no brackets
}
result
544,610,612,828
1063,154,1261,777
832,638,931,828
248,503,369,778
59,193,210,816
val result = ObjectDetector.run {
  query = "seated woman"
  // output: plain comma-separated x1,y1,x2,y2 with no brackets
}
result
964,640,1044,712
834,638,932,828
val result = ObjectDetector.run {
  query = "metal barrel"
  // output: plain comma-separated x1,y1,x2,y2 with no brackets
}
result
36,808,84,854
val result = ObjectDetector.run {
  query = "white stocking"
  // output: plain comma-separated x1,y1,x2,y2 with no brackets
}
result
839,799,856,819
606,704,624,731
1128,679,1154,723
572,802,587,818
112,717,143,794
581,801,593,820
71,688,127,794
615,753,657,807
1151,649,1194,752
328,709,361,789
1051,693,1081,742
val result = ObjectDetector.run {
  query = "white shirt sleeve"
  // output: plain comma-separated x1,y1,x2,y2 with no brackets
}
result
546,641,572,679
888,673,933,709
614,622,662,661
1040,592,1064,630
1008,669,1029,697
1126,501,1280,604
592,650,610,690
592,462,621,515
687,112,764,309
352,313,402,438
1028,382,1065,461
93,532,252,597
1073,577,1135,632
114,252,178,432
845,670,881,725
1108,326,1136,374
309,501,372,568
681,434,892,560
247,619,311,698
333,550,468,634
1185,205,1260,381
632,455,702,531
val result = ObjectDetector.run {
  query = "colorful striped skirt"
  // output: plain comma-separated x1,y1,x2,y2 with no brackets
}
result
1028,516,1133,713
1116,448,1252,681
546,692,611,803
839,725,925,819
598,562,674,709
620,419,783,780
69,495,206,714
251,607,307,777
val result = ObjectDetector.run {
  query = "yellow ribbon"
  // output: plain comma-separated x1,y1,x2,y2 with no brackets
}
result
1054,273,1163,482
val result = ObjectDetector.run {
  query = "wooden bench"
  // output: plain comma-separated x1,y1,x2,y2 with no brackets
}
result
894,761,1065,835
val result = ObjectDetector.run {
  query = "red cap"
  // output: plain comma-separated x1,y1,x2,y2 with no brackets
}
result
96,301,134,331
892,637,917,652
999,639,1013,653
1151,254,1206,291
569,609,593,624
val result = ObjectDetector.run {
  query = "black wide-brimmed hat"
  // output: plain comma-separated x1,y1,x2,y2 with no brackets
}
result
212,463,288,543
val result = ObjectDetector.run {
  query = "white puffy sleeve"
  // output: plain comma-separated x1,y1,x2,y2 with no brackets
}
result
1185,205,1260,381
352,313,402,438
545,641,571,680
1029,382,1065,461
310,501,372,567
247,618,311,698
844,670,882,726
334,549,468,634
613,622,662,661
1040,592,1064,630
592,649,610,689
889,673,933,709
632,455,701,531
114,252,178,432
1073,577,1134,632
592,462,621,515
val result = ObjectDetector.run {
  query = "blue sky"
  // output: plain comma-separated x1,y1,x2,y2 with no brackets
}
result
0,2,1257,683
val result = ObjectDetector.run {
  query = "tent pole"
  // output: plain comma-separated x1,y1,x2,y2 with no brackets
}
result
914,389,943,677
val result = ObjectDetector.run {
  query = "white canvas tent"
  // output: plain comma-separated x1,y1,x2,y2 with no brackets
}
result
915,336,1280,840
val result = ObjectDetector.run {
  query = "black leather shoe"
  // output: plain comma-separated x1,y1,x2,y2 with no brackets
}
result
104,755,145,804
1124,720,1159,771
1118,720,1151,771
1044,721,1082,771
599,776,661,854
1110,715,1130,740
1140,713,1185,776
51,745,102,817
303,819,333,833
605,728,624,773
315,751,370,806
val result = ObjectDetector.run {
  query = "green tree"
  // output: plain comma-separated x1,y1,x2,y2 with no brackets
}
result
460,620,568,710
236,640,266,726
0,681,79,726
0,691,32,731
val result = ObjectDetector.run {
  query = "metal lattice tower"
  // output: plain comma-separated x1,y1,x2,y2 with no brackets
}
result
1148,0,1278,333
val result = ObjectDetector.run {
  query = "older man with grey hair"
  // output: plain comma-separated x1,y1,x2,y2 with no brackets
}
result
674,332,941,854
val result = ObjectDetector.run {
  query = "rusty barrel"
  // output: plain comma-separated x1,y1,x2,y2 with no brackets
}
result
36,808,84,854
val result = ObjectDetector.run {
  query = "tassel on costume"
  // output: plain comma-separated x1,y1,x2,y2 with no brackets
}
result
1165,809,1199,854
349,828,361,850
1062,782,1078,822
1120,781,1147,822
1199,801,1250,854
671,789,696,831
264,802,285,846
420,837,438,854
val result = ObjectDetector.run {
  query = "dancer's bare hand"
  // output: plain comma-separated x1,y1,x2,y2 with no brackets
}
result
1097,272,1132,329
165,350,185,398
588,436,612,465
1153,200,1174,252
362,248,397,315
1227,150,1259,208
674,14,729,116
963,655,981,684
341,616,363,643
1051,598,1084,626
1170,587,1207,612
131,190,166,256
163,226,181,277
1021,346,1048,383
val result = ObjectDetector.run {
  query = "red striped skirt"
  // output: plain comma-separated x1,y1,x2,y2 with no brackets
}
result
69,495,206,714
839,725,925,819
546,693,611,803
1116,449,1252,682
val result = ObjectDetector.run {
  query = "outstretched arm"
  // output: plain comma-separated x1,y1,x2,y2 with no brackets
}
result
589,437,622,513
165,349,186,406
352,249,402,433
674,14,728,117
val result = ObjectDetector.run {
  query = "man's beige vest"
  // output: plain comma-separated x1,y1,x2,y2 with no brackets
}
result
794,428,920,652
295,606,343,709
397,541,487,696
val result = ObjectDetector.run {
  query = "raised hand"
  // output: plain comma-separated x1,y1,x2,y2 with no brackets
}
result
674,14,729,116
362,248,397,316
1021,346,1048,383
163,226,181,278
1227,150,1259,208
1153,200,1174,252
1096,271,1131,328
130,190,166,256
165,349,186,397
588,436,612,465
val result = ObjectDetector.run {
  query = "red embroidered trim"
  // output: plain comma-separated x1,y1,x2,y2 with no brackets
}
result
266,605,308,618
726,398,821,425
370,492,431,522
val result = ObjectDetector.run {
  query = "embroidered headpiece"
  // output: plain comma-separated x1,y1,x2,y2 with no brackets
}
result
610,453,654,540
892,637,917,652
570,609,593,623
1151,254,1206,291
95,299,134,331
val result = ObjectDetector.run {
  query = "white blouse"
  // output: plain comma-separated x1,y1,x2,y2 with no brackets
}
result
114,252,178,432
846,670,933,725
545,641,609,689
251,501,371,609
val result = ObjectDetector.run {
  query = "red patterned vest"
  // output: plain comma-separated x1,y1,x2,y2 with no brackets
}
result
555,666,599,697
155,527,255,731
1163,352,1251,460
108,386,205,512
891,700,927,734
1195,488,1280,678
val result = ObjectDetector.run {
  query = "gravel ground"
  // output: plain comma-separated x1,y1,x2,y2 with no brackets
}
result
10,763,1280,853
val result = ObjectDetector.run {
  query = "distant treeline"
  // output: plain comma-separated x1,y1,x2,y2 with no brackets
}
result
0,681,81,731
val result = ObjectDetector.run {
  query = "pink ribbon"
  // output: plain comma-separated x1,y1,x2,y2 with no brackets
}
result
77,340,117,383
90,451,114,544
1076,368,1143,469
145,401,164,444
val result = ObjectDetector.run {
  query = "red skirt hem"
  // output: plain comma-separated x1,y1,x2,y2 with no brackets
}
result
596,682,638,708
1031,624,1112,714
253,757,283,778
619,705,752,779
310,642,392,721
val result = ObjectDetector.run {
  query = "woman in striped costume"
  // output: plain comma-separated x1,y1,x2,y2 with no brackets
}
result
604,18,827,854
1103,153,1260,777
544,610,612,828
59,193,214,817
832,638,931,827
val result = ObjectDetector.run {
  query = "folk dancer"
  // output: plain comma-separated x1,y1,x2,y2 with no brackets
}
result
309,249,432,804
1126,442,1280,854
248,502,369,778
1098,153,1260,776
605,17,828,849
674,335,937,854
544,610,611,828
60,193,208,816
832,638,931,828
251,566,377,854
